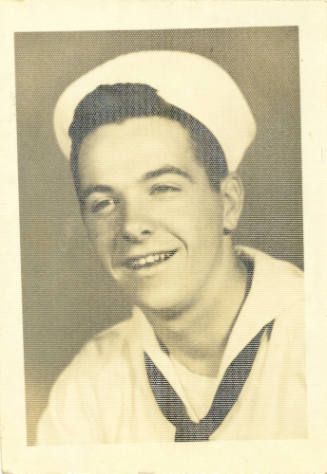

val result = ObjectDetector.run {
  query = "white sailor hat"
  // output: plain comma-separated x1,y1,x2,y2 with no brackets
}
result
54,50,256,171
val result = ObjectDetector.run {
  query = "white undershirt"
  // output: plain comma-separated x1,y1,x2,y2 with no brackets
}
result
170,355,220,422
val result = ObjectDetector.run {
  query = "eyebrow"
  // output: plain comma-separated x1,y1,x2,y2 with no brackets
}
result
79,166,193,203
142,166,194,183
79,184,114,204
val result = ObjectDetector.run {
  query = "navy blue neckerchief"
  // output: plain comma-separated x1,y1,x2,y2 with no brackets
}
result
144,319,274,441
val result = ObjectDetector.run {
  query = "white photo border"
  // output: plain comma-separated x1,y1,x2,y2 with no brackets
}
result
0,1,326,473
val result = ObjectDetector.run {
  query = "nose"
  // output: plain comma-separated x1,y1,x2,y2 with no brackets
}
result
119,202,153,243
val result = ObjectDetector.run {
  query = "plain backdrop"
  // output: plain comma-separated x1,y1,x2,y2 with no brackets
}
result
14,27,303,444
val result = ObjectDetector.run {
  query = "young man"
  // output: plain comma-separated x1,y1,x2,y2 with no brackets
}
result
37,51,306,444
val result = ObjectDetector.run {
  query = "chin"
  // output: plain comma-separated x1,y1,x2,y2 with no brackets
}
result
131,287,192,317
113,268,196,314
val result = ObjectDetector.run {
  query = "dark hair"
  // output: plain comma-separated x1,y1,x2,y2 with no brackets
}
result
69,83,228,195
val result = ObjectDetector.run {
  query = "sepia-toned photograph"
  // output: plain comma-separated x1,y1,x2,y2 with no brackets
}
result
1,2,327,473
15,26,306,446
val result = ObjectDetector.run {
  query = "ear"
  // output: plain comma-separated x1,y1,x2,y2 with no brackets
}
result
220,173,244,233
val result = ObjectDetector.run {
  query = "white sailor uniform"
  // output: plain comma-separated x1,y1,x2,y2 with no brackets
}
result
37,246,307,444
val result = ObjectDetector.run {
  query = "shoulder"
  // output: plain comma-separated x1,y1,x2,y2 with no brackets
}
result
37,318,138,444
88,317,135,355
238,245,304,306
44,317,138,409
237,246,305,345
59,317,136,382
238,248,306,376
245,247,305,341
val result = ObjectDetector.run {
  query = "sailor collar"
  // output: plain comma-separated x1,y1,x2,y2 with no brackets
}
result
131,246,300,387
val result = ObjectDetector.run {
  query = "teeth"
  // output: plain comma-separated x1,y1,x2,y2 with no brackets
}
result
127,250,176,269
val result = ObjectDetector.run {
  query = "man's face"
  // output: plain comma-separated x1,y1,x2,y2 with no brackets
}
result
78,116,226,312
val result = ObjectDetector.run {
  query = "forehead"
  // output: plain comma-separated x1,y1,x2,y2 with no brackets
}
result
77,116,204,187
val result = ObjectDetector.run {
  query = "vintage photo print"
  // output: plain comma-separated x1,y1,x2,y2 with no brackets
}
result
16,26,306,447
1,2,327,473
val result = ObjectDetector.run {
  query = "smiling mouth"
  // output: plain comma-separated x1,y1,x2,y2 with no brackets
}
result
123,249,178,270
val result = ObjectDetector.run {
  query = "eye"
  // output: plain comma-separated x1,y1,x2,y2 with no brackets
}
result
150,184,181,195
90,198,117,214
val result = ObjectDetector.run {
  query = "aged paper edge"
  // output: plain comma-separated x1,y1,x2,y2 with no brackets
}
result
0,1,327,473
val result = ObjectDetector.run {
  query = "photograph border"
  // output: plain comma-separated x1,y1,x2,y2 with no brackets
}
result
0,1,326,473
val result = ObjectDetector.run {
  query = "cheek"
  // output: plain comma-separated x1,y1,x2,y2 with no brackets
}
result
182,191,223,228
83,216,116,254
187,198,224,250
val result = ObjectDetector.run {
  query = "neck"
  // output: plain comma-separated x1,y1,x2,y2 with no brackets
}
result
142,245,248,377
